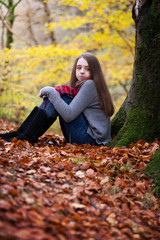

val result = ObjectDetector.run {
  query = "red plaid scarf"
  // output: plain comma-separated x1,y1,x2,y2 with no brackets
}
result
41,80,86,108
55,85,78,98
55,80,86,98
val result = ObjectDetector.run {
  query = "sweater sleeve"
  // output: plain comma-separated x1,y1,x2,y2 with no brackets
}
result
44,80,98,123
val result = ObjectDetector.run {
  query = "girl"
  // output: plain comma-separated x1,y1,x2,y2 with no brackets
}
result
0,52,114,145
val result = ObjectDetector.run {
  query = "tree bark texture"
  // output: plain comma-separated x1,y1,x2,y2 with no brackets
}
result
111,0,160,147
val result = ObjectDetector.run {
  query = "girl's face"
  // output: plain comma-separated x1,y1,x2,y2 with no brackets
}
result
76,57,91,81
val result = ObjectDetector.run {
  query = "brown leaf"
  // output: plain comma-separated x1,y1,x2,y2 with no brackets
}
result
106,213,117,225
86,168,95,178
71,203,86,209
75,170,85,178
0,199,11,210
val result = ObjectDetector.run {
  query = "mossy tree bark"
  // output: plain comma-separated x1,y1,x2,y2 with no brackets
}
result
144,148,160,198
111,0,160,198
111,0,160,147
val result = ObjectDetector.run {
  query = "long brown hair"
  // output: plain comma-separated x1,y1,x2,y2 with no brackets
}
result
69,52,114,117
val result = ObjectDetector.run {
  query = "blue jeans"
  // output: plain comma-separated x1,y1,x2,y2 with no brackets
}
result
40,95,96,145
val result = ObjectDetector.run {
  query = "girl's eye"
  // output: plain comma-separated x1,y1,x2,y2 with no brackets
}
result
76,66,90,71
76,66,81,70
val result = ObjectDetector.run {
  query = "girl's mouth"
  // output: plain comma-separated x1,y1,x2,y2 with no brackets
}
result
79,76,85,80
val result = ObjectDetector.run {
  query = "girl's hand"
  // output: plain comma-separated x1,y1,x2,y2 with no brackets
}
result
39,86,54,98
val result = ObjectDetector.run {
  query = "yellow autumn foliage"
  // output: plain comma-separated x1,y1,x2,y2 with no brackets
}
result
0,46,83,121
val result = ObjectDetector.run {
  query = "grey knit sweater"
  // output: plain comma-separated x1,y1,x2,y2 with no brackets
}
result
40,80,112,145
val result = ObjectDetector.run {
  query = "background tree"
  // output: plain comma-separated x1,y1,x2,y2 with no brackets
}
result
0,0,22,48
41,0,56,44
25,0,56,46
26,0,39,46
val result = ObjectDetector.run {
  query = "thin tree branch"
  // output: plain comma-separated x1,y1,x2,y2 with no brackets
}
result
0,5,5,48
13,0,22,9
119,80,129,95
26,0,39,45
108,22,134,56
115,28,134,56
0,13,32,47
0,0,8,8
42,0,56,43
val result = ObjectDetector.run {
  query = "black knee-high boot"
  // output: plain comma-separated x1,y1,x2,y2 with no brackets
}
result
0,107,39,140
9,107,55,144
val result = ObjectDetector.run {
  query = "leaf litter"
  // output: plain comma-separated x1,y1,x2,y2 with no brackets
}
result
0,121,160,240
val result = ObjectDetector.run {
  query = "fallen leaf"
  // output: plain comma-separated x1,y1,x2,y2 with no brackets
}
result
75,170,85,178
86,168,95,178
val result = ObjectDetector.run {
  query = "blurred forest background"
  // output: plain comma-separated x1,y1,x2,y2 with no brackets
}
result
0,0,135,134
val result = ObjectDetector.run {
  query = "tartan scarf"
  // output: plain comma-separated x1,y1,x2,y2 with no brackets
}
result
55,80,86,98
55,85,78,98
41,80,86,108
55,80,86,97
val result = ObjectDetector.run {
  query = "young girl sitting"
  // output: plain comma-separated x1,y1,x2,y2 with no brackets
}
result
0,52,114,145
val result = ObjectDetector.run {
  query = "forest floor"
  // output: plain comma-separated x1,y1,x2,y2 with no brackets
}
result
0,119,160,240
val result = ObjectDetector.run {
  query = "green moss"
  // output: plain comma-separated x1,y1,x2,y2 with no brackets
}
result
110,104,160,147
136,0,160,112
140,0,159,44
151,0,159,17
144,148,160,198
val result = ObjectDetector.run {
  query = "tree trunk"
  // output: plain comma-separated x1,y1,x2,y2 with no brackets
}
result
110,0,160,198
42,0,56,44
111,0,160,147
6,0,14,48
